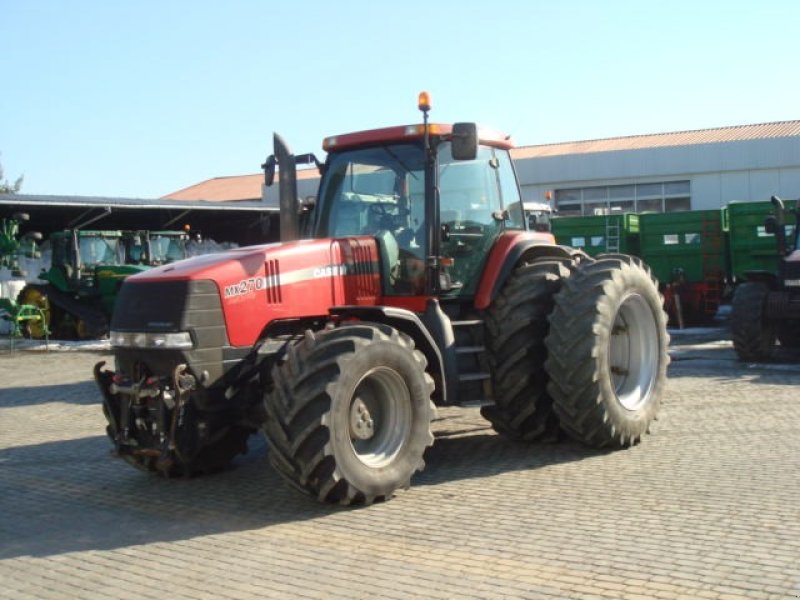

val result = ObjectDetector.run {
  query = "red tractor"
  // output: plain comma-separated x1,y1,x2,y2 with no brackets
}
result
95,94,669,504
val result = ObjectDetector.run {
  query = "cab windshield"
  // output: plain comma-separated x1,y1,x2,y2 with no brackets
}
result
316,140,525,295
78,236,122,266
149,235,188,264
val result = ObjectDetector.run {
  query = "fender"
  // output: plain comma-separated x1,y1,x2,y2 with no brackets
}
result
474,231,575,310
330,302,449,405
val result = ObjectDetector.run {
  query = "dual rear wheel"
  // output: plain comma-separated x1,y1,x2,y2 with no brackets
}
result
485,255,669,448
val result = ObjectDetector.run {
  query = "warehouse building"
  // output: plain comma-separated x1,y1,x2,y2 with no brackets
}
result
514,120,800,216
163,120,800,218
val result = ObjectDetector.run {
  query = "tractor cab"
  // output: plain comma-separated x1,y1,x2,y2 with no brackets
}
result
123,230,190,266
47,230,129,295
312,130,526,297
269,94,532,304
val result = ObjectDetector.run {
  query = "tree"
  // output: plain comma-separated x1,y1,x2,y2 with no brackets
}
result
0,154,24,194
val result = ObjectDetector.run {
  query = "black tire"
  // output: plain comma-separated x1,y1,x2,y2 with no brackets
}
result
482,259,571,440
731,282,775,361
545,257,669,448
263,323,435,505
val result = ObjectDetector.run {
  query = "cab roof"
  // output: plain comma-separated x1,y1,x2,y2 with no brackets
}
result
322,123,514,152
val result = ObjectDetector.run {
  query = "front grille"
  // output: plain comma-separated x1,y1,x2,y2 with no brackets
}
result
111,280,230,393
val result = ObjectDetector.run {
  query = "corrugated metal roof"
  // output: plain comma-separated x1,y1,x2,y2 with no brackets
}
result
162,168,320,202
0,193,275,212
511,120,800,159
162,174,264,202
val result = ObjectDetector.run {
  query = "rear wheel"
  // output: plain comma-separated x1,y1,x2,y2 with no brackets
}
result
482,259,571,440
731,282,775,361
545,257,669,448
263,323,435,504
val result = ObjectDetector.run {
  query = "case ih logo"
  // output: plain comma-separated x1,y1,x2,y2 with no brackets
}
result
313,264,348,277
224,277,266,298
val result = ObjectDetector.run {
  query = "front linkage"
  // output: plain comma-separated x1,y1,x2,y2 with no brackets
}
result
94,361,251,476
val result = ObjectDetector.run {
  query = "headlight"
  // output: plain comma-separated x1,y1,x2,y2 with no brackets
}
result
110,330,194,349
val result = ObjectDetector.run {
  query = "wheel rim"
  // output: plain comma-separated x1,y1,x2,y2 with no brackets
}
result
348,366,412,468
18,288,50,339
608,292,659,411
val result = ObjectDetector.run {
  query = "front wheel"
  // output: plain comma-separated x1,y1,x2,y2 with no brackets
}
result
545,257,669,448
263,323,435,505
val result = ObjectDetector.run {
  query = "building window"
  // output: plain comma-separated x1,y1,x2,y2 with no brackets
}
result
554,181,691,215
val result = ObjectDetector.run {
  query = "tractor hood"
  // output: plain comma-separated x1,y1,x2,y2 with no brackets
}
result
119,237,381,347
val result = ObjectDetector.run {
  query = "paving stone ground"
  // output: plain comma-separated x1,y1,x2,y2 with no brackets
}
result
0,326,799,599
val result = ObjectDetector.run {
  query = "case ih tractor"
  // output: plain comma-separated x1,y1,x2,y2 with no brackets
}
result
731,195,800,360
95,94,669,505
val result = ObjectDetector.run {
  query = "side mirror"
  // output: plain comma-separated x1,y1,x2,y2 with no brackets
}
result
262,155,276,187
764,215,778,235
451,122,478,161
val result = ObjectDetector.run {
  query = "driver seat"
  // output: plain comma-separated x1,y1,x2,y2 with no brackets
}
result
374,229,400,291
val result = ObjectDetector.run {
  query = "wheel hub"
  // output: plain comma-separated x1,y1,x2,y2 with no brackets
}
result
349,396,375,441
609,292,658,411
347,366,413,468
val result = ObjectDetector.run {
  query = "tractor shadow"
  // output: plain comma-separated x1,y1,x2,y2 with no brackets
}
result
0,417,600,560
419,425,602,488
0,434,326,560
0,381,101,407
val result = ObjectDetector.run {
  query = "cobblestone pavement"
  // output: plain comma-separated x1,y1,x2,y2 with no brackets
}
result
1,327,799,599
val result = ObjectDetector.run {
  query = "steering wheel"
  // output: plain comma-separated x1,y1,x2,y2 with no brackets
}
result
367,202,410,230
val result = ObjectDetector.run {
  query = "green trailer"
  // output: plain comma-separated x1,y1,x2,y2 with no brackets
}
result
725,200,798,281
637,209,727,324
550,213,640,257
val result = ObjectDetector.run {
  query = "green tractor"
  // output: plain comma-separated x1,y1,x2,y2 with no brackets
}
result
123,230,191,266
18,230,149,339
19,229,194,339
1,213,47,338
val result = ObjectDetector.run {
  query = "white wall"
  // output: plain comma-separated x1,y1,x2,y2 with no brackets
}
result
514,137,800,210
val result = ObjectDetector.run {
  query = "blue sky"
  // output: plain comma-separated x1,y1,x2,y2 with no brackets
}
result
2,0,799,199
